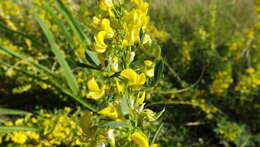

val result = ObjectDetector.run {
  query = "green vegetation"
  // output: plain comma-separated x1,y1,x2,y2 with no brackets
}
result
0,0,259,146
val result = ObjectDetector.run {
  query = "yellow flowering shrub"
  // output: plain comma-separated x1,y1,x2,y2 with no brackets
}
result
0,0,164,146
1,107,88,146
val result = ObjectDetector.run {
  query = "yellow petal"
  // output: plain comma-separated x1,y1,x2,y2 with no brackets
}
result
143,34,152,44
144,60,153,67
139,91,146,104
88,90,104,100
93,31,107,53
144,60,154,78
93,16,101,25
123,27,140,46
99,0,113,11
151,144,159,147
87,77,101,92
98,105,119,120
137,73,146,85
145,68,154,78
114,77,123,92
131,132,149,147
120,69,138,84
101,18,114,38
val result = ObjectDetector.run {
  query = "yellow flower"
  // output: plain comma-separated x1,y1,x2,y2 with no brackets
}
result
151,144,159,147
15,119,24,125
11,131,27,144
64,106,72,112
131,132,149,147
144,60,154,78
25,39,32,50
93,15,101,25
101,18,114,38
122,28,140,46
98,104,119,120
120,69,146,86
137,91,146,105
87,77,105,100
26,131,39,140
99,0,113,11
143,34,152,44
144,60,153,67
93,31,108,53
122,9,150,46
5,121,13,126
114,77,123,92
130,0,149,13
246,67,255,74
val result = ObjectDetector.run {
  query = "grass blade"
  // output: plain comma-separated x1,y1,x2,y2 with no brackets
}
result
85,50,101,66
151,123,163,145
0,108,29,115
0,126,40,132
54,0,90,44
34,13,79,95
43,6,75,48
101,121,130,128
54,0,101,66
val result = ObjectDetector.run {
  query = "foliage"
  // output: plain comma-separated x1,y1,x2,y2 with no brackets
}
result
0,0,260,146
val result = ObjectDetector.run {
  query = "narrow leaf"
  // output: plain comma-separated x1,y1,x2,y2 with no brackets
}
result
0,126,39,132
85,50,101,66
155,107,165,120
0,108,29,115
153,59,164,85
151,123,163,145
101,121,130,128
34,13,79,95
54,0,90,44
43,6,74,47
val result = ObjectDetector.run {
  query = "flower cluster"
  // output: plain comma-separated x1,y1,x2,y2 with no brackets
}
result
72,0,162,146
1,107,87,146
235,67,260,94
210,70,233,95
215,119,245,143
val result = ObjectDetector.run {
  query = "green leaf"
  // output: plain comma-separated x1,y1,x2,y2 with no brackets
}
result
153,59,164,85
139,28,145,45
151,123,163,145
0,108,29,115
43,5,75,48
155,107,165,120
54,0,101,66
0,126,39,132
80,111,93,133
34,13,79,95
85,50,101,66
101,121,130,128
54,0,90,44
